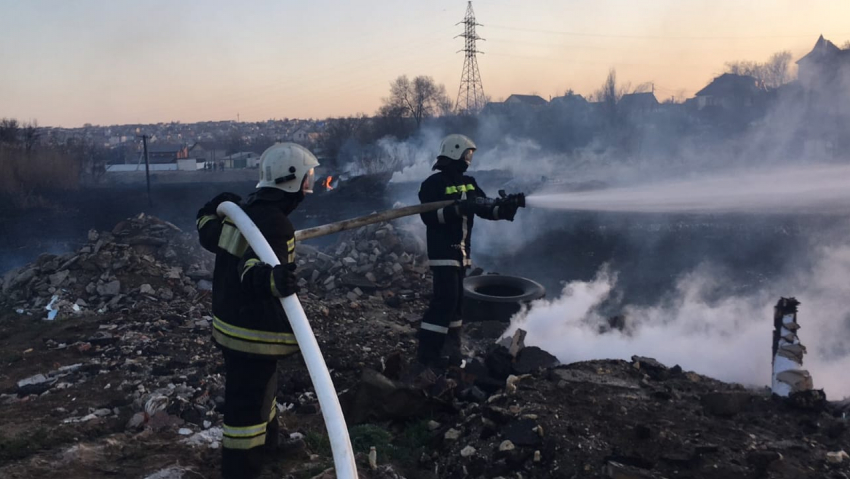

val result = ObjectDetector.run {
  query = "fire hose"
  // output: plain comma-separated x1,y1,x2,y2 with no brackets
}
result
216,201,359,479
295,191,525,241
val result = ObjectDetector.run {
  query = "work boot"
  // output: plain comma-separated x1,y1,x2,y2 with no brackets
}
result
442,327,468,367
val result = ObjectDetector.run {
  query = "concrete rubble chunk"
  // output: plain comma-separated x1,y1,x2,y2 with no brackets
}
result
97,280,121,297
460,445,476,457
827,450,849,464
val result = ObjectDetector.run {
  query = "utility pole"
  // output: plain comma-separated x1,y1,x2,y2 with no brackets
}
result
455,1,486,115
137,134,152,206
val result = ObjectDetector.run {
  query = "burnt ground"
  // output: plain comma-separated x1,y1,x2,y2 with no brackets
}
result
0,211,849,479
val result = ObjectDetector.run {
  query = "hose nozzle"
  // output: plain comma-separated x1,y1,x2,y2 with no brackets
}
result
498,190,526,208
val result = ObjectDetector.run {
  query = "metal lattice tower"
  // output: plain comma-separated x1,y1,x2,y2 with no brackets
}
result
455,1,485,115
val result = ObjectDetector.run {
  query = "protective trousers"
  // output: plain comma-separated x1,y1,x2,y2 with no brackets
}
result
221,350,279,479
418,266,465,365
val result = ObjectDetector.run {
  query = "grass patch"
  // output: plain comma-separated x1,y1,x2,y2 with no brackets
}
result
0,428,52,462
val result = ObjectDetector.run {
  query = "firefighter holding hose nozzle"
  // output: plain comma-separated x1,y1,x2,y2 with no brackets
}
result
415,134,525,373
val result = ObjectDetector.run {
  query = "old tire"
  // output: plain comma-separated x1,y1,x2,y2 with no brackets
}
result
462,274,546,323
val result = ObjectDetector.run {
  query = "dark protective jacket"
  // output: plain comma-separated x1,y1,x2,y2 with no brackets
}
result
197,193,299,357
419,169,499,268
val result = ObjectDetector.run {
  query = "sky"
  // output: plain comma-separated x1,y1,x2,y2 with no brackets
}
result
1,0,849,127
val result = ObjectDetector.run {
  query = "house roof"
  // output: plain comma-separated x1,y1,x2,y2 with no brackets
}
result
505,94,548,106
796,35,847,65
147,143,185,154
695,73,762,97
550,93,588,106
618,92,659,110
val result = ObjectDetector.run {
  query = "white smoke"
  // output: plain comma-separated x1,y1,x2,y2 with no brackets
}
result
504,244,850,399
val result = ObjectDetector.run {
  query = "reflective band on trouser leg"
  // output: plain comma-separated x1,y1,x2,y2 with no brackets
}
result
437,208,446,224
493,205,500,220
448,320,463,328
421,322,449,334
429,259,462,267
223,422,267,450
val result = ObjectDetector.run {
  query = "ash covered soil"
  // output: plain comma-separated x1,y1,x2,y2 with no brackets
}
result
1,213,849,479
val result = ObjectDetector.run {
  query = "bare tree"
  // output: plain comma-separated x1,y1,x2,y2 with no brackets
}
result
0,118,20,145
382,75,452,128
725,50,792,89
321,114,369,160
21,120,40,152
594,69,627,125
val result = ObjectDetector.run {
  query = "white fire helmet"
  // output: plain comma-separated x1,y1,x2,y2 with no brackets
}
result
439,134,477,161
256,143,320,194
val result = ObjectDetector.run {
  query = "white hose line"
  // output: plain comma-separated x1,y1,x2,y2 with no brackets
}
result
217,201,358,478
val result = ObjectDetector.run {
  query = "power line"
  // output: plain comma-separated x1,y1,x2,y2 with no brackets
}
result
487,24,850,41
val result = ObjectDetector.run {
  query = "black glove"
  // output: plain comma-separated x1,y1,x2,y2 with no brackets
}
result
271,262,300,298
498,202,519,221
199,192,242,217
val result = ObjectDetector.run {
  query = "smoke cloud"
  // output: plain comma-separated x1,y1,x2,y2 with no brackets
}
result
503,242,850,399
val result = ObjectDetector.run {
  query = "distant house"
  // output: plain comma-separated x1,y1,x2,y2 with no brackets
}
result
289,127,309,143
796,35,850,91
221,151,260,169
618,92,659,114
550,92,589,109
480,101,507,116
146,143,188,164
189,142,227,163
504,94,548,107
694,73,764,110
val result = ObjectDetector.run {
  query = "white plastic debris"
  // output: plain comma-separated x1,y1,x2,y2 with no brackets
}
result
179,427,222,449
45,294,60,320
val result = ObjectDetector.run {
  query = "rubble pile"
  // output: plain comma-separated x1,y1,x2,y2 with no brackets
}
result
0,214,848,479
296,221,430,306
0,213,213,321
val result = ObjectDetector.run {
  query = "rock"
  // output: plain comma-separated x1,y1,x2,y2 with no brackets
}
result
631,356,669,380
143,467,189,479
139,284,155,295
341,369,450,424
93,408,112,417
499,440,515,452
605,461,658,479
158,288,174,300
427,420,441,431
701,391,752,417
444,428,461,441
747,450,783,469
17,373,55,395
178,428,193,435
127,412,146,430
827,450,849,464
48,270,69,286
501,419,541,447
513,346,559,374
460,445,476,457
97,280,121,297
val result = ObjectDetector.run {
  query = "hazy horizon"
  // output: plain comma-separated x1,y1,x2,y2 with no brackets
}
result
2,0,849,128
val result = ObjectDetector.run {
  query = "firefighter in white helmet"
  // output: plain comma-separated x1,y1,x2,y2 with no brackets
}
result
196,142,318,478
416,134,523,370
